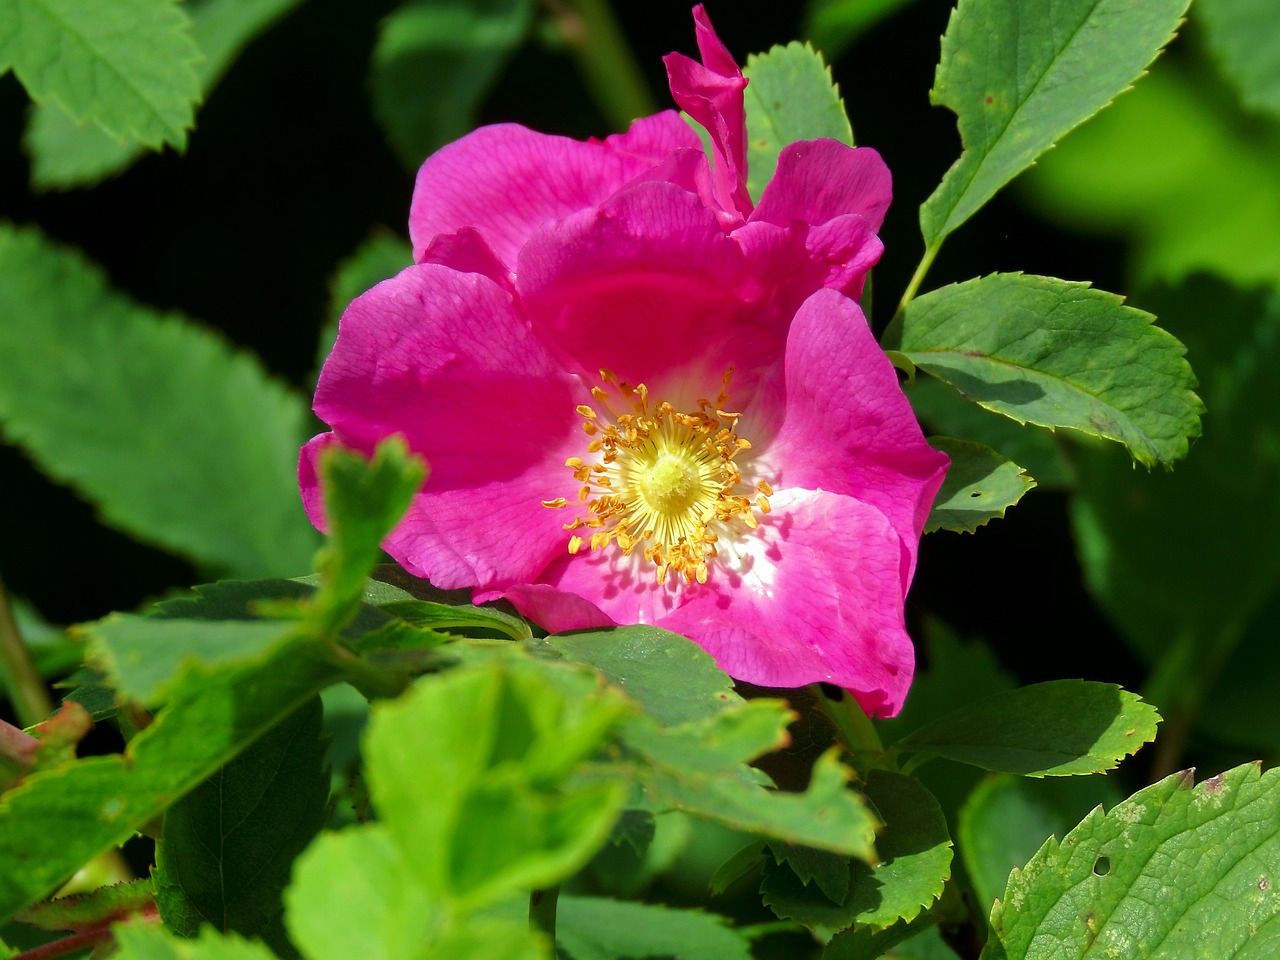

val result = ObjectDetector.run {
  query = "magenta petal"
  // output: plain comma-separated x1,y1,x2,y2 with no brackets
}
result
663,6,751,221
517,179,783,399
298,433,339,534
658,489,916,717
770,289,949,585
752,141,892,234
418,227,514,293
313,263,583,589
486,582,615,633
408,113,701,268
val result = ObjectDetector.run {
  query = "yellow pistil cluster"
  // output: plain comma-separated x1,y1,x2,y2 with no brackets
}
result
542,368,773,585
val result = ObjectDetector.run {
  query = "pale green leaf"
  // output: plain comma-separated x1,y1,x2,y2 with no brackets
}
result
898,680,1159,777
984,763,1280,959
883,273,1203,468
920,0,1190,247
1198,0,1280,119
924,437,1034,534
25,0,307,189
0,0,200,149
743,41,853,200
557,896,752,960
372,0,533,170
114,925,279,960
0,225,318,578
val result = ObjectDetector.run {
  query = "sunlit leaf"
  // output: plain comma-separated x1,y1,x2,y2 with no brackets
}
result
924,438,1034,534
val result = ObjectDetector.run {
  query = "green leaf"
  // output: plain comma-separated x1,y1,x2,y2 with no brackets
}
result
743,41,853,201
377,599,530,642
642,748,878,861
919,0,1191,247
823,916,955,960
761,771,951,936
621,699,795,776
898,681,1160,777
544,626,739,727
363,658,630,907
113,925,280,960
154,698,327,955
957,774,1120,919
317,230,411,375
983,763,1280,959
923,438,1034,534
0,0,201,150
371,0,533,170
1198,0,1280,119
0,225,318,578
556,895,753,960
25,0,306,189
907,376,1074,488
883,273,1203,468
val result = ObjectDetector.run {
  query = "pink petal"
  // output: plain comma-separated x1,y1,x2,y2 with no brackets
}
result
417,227,514,293
766,289,949,586
408,114,700,268
663,6,751,221
311,263,584,589
482,581,614,633
751,141,893,233
516,179,784,403
657,488,917,717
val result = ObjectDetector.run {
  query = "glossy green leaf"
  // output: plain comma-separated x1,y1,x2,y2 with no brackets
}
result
621,699,794,776
984,763,1280,959
957,774,1120,919
884,273,1203,468
114,925,279,960
899,681,1159,777
743,41,853,200
364,658,630,907
556,895,752,960
154,698,327,955
924,437,1034,534
907,376,1074,488
371,0,533,170
761,771,951,935
1198,0,1280,118
0,225,318,578
0,0,200,150
545,626,738,727
25,0,306,189
920,0,1191,247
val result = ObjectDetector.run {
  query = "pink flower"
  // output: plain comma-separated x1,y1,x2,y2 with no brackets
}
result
300,6,947,716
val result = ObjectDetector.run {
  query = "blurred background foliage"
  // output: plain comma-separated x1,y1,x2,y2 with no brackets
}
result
1,0,1278,947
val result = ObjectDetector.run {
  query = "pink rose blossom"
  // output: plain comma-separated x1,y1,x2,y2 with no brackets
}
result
300,6,947,716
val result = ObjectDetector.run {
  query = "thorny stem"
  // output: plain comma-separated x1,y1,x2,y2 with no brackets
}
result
529,885,560,943
548,0,661,131
814,685,883,754
0,576,53,728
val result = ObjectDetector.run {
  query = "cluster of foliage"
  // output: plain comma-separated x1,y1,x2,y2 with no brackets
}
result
1,0,1278,958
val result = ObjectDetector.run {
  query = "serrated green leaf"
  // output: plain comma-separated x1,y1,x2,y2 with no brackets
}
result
556,895,753,960
823,915,955,960
25,0,306,189
154,698,327,955
371,0,533,170
364,658,630,907
622,699,794,776
1198,0,1280,119
883,273,1203,468
0,0,201,150
0,225,318,578
920,0,1190,247
15,878,153,930
378,599,530,641
762,771,951,936
984,763,1280,959
898,681,1159,777
907,376,1074,488
958,774,1120,920
317,231,412,375
743,40,853,201
544,626,739,727
770,842,851,905
924,437,1034,534
643,748,878,860
113,925,280,960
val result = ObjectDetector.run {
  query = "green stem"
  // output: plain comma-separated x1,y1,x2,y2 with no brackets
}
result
814,685,883,753
0,577,53,728
895,241,941,318
555,0,661,130
529,885,560,943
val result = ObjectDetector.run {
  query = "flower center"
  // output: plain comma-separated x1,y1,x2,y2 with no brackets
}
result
543,368,773,585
